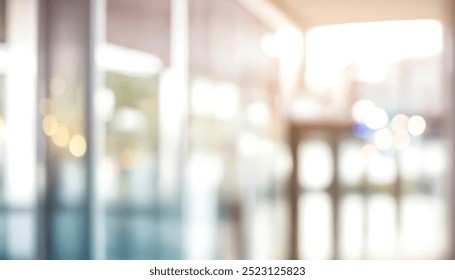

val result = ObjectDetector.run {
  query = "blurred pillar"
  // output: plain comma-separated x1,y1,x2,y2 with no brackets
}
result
37,0,94,259
158,0,188,259
328,133,340,259
90,0,106,260
160,0,188,202
0,0,5,42
4,0,38,259
288,124,299,259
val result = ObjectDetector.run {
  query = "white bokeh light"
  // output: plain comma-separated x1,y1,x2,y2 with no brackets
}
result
351,99,376,123
408,115,426,136
373,128,393,150
364,107,388,130
391,114,409,132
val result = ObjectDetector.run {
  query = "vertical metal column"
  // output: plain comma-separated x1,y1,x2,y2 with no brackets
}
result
288,124,300,259
89,0,106,261
393,151,403,253
36,0,50,260
85,0,99,260
328,132,340,259
444,0,455,260
0,0,5,42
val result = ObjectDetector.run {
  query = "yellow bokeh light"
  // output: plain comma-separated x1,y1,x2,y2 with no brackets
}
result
42,114,59,136
69,134,87,157
52,126,70,147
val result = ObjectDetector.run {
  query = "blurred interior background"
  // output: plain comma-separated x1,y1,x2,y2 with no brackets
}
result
0,0,455,259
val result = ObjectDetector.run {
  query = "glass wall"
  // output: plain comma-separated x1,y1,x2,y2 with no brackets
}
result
291,20,449,259
187,0,284,259
96,0,171,259
100,72,160,259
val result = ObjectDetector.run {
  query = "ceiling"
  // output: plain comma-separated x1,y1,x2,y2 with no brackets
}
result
267,0,449,28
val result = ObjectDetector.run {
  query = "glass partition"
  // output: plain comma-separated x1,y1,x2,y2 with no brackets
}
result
94,0,171,260
101,71,159,259
293,20,449,259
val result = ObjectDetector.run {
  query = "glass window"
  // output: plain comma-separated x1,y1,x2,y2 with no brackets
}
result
96,0,170,260
187,0,280,260
101,71,159,259
298,136,334,190
298,192,332,259
340,194,364,259
297,20,448,259
367,194,397,258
